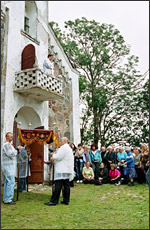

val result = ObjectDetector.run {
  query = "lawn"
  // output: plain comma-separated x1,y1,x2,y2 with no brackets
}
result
1,182,149,229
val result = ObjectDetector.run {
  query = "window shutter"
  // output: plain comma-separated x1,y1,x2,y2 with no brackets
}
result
21,44,35,70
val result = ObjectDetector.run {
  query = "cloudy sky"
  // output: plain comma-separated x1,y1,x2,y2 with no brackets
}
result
49,1,149,75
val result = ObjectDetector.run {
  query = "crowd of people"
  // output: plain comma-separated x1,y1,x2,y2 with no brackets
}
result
1,131,149,206
70,143,149,187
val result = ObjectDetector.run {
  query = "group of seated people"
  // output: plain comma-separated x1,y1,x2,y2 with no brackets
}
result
70,143,149,187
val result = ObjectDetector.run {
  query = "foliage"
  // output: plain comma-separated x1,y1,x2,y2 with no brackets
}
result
50,18,149,147
1,183,149,229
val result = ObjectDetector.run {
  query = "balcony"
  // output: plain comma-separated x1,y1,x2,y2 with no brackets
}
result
14,68,63,101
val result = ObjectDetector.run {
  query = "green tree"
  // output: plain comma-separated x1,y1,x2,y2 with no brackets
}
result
50,18,149,147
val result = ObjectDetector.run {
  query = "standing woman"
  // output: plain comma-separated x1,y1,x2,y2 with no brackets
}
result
83,145,89,164
88,144,102,180
141,143,149,182
117,146,127,177
75,144,85,183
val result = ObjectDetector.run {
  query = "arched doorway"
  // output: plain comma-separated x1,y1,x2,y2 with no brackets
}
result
21,44,35,70
14,106,41,129
14,106,44,183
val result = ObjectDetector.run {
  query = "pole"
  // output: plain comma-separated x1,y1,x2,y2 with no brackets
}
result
27,154,29,192
52,142,55,194
51,129,60,194
48,155,52,186
52,164,55,193
17,148,20,201
17,123,21,201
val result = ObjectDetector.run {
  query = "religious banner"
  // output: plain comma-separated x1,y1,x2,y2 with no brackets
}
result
19,129,55,145
54,132,60,148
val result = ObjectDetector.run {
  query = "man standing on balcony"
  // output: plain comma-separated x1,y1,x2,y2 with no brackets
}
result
43,54,54,75
44,137,74,206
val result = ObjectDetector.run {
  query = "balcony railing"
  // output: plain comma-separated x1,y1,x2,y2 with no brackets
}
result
14,68,63,101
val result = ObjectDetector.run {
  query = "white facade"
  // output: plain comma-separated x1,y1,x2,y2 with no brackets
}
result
1,1,80,182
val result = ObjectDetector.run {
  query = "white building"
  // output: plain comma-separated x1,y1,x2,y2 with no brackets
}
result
1,1,80,183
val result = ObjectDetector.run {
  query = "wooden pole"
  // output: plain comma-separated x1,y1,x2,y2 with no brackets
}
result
17,123,21,201
52,142,55,194
27,154,29,192
17,147,20,201
51,129,60,194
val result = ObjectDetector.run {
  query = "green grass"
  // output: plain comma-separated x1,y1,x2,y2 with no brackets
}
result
1,183,149,229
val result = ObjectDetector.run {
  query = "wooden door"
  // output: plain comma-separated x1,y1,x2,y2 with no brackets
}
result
21,44,35,70
28,126,44,183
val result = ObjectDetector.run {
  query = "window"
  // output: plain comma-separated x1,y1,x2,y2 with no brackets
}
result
24,1,37,39
24,16,29,33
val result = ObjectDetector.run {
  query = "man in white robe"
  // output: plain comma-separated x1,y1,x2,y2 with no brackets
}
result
44,137,74,206
1,132,20,205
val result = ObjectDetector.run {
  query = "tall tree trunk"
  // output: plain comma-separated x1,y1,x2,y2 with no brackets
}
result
93,112,99,146
91,85,99,146
80,128,84,144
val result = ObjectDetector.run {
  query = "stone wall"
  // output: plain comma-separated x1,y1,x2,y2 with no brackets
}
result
48,77,73,142
1,7,9,146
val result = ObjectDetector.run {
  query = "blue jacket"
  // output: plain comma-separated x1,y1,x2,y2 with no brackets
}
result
126,152,135,168
88,150,102,163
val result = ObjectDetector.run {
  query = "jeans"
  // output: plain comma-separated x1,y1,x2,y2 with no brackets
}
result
3,176,15,203
75,159,84,180
146,169,149,186
92,161,100,180
19,178,27,192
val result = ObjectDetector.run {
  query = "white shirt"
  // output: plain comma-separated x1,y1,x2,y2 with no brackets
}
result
52,143,74,181
1,142,17,177
43,58,54,74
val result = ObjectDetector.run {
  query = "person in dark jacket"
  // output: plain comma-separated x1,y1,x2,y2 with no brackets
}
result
105,146,116,171
98,163,108,184
100,147,107,164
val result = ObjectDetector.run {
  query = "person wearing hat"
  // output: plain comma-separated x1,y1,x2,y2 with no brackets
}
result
124,146,137,186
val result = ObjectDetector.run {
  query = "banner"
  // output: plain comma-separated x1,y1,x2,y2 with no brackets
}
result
19,129,55,145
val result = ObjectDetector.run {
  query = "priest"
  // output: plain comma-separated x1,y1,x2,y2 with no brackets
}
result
44,137,74,206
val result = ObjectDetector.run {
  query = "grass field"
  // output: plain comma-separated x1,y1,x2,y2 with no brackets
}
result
1,182,149,229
